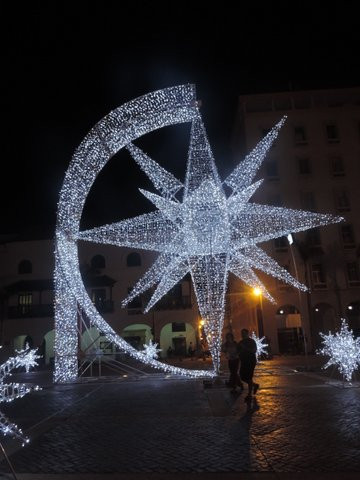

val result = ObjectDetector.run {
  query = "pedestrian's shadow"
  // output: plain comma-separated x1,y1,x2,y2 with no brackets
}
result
228,394,261,469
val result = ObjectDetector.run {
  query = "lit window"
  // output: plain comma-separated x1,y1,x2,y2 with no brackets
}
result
18,293,32,314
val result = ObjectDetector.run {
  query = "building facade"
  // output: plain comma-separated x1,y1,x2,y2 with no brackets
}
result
230,87,360,353
0,237,200,365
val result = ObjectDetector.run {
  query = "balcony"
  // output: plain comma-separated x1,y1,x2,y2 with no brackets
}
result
8,304,54,319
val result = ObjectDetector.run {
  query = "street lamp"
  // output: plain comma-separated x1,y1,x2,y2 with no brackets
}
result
252,287,264,338
287,233,309,367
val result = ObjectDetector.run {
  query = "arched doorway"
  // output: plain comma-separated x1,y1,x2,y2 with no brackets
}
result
312,303,337,349
346,301,360,336
160,322,196,358
275,305,303,354
121,324,152,351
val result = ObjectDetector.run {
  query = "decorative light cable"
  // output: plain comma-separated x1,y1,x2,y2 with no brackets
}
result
55,84,343,382
143,340,162,359
317,318,360,383
0,348,41,445
251,332,268,361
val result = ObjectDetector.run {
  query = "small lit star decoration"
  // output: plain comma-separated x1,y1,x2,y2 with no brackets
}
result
0,347,41,445
54,84,342,382
143,340,162,359
318,319,360,383
251,332,268,361
15,342,41,373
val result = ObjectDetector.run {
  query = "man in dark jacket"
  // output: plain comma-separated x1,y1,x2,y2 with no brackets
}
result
238,328,260,402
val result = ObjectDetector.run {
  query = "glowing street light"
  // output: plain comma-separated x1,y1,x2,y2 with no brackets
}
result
253,287,262,297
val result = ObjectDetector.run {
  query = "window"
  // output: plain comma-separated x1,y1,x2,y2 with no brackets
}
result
274,236,288,251
294,126,307,145
326,124,339,143
298,157,311,175
126,252,141,267
346,262,360,286
334,189,351,212
341,225,355,248
18,293,32,314
311,264,326,289
172,322,186,332
300,191,316,212
329,156,345,176
265,159,278,178
18,260,32,274
91,255,105,269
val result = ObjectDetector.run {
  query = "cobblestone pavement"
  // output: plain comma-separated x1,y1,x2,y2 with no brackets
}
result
0,357,359,477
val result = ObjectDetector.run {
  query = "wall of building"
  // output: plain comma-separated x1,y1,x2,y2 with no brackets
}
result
231,87,360,353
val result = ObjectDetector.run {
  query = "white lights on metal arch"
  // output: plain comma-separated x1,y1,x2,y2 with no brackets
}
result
317,319,360,383
250,332,268,361
55,84,343,382
0,348,41,445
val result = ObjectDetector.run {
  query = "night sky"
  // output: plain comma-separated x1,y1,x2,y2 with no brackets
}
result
1,2,360,238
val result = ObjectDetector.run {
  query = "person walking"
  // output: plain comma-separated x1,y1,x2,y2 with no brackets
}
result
238,328,260,402
221,332,243,393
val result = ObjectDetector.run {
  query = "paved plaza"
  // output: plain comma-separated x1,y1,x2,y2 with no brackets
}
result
0,356,359,479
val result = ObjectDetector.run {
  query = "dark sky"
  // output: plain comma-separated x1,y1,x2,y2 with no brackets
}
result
1,2,360,237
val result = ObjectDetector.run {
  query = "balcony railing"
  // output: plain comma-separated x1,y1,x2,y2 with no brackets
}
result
8,304,54,319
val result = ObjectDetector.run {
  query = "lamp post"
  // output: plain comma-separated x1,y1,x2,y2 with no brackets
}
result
287,233,309,368
253,287,264,338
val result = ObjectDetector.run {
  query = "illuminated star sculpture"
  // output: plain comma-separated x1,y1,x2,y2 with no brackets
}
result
251,332,268,361
80,113,342,373
0,348,41,445
143,340,162,359
55,85,343,382
318,319,360,383
15,343,41,373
